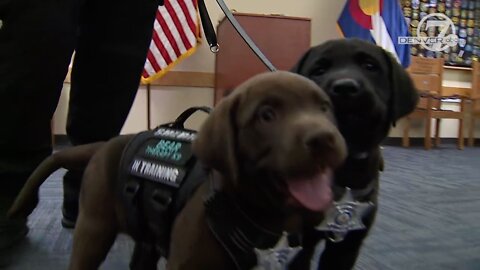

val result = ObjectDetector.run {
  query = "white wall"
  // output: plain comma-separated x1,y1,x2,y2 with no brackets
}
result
52,0,479,139
53,0,346,134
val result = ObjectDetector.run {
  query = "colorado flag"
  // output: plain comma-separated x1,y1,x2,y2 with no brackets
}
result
338,0,411,67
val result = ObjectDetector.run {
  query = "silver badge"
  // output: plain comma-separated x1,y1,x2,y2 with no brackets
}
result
315,188,374,242
253,232,302,270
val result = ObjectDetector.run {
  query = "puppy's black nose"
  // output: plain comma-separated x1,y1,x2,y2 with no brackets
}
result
330,78,361,98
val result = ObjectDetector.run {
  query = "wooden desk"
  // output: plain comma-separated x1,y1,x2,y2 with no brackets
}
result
214,13,311,104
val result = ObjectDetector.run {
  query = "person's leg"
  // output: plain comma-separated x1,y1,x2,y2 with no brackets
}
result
62,0,158,227
0,0,78,249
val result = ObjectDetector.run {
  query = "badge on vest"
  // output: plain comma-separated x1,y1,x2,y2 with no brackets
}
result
141,138,192,166
153,127,197,142
127,127,197,188
129,158,186,188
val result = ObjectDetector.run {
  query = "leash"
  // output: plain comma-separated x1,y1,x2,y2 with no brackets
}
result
197,0,277,72
198,0,219,52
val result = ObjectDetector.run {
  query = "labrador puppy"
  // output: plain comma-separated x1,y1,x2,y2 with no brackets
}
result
9,71,347,270
290,39,418,270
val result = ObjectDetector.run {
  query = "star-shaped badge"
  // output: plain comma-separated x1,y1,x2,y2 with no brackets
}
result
315,187,374,242
253,232,302,270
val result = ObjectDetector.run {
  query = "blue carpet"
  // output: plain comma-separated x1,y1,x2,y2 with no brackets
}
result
2,145,480,270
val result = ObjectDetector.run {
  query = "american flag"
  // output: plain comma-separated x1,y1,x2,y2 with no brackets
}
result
141,0,201,84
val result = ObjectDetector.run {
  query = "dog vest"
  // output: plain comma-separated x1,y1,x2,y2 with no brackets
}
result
118,107,211,256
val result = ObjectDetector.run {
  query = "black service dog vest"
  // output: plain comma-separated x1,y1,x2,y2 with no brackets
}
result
118,107,211,256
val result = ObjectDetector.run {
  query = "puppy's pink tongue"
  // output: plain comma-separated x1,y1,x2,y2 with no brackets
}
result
287,168,333,212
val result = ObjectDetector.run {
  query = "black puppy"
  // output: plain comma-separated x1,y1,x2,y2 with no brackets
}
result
290,38,418,269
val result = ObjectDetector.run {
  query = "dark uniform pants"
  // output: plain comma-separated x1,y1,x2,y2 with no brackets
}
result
0,0,158,209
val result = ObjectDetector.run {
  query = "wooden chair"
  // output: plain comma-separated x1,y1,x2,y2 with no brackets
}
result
402,56,466,150
468,61,480,146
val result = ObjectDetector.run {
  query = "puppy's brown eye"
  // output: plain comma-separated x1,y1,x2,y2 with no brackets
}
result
361,61,378,71
312,60,330,76
314,67,328,76
320,102,330,112
258,106,276,123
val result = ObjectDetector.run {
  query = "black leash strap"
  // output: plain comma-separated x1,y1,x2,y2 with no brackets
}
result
215,0,277,72
198,0,219,52
197,0,277,72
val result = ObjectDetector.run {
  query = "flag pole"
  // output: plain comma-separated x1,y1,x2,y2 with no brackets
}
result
147,83,152,130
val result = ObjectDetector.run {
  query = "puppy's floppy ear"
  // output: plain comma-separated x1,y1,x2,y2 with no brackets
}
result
383,51,419,126
193,94,240,182
290,48,313,75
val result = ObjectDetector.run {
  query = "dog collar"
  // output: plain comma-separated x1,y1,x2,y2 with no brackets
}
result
204,191,302,270
350,151,369,160
332,180,376,201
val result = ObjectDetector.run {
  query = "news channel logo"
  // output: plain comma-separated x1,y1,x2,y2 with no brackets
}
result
398,13,458,52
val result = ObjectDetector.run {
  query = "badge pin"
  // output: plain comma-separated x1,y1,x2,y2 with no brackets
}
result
254,232,302,270
315,188,374,243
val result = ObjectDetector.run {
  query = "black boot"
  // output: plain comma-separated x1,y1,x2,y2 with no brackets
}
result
0,198,28,250
0,209,28,267
0,174,30,250
62,169,83,229
0,145,51,255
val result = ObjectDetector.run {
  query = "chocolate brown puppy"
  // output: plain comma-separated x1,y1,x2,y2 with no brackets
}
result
9,71,347,270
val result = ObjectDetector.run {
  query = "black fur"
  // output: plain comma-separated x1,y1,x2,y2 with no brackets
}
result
290,38,418,270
